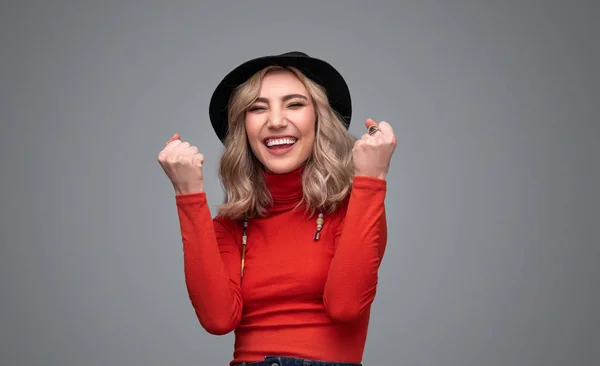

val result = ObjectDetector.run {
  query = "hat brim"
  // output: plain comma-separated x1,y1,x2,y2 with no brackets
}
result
209,52,352,143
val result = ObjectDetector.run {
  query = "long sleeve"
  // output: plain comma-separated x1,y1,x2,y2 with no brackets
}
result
323,176,388,322
175,192,243,335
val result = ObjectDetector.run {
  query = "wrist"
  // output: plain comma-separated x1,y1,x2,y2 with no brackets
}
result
354,171,387,180
174,182,205,195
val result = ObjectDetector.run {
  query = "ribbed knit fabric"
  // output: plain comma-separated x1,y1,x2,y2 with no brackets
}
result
175,167,387,365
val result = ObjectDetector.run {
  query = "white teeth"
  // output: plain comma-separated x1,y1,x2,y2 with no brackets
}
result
266,138,297,147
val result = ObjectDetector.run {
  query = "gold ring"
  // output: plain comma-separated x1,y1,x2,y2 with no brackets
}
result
368,125,380,135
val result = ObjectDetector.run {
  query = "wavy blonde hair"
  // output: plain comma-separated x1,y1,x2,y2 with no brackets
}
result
217,65,356,220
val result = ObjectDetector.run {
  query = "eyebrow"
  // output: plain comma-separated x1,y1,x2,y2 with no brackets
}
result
254,94,309,104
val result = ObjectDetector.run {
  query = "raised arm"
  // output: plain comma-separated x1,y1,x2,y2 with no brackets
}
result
158,133,242,334
323,119,396,322
322,176,387,322
176,193,243,335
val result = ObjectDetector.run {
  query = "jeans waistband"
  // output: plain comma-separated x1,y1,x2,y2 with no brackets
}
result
233,355,362,366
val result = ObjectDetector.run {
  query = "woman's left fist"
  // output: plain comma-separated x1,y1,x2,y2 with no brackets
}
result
352,118,397,180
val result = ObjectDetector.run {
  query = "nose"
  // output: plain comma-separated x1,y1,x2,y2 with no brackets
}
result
266,108,287,129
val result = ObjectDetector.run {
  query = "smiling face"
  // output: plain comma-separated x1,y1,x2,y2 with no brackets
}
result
245,69,316,174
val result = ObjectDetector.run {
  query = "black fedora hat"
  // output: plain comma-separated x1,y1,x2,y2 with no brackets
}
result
209,51,352,142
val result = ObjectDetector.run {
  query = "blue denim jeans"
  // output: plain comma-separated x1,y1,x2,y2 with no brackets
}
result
232,356,362,366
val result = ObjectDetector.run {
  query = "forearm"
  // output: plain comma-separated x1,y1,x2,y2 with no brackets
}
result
323,176,387,322
175,192,243,334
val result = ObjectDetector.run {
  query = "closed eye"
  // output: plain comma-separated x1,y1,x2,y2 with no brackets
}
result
248,105,266,112
287,103,305,109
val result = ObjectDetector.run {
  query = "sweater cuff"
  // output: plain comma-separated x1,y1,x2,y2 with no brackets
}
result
175,192,207,205
352,175,387,191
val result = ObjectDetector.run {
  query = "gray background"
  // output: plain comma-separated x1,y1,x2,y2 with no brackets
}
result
1,1,598,365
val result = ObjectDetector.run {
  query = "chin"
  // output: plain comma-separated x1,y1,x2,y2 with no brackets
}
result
259,154,308,174
263,162,302,174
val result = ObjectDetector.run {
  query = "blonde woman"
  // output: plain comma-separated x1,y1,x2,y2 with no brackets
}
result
158,51,396,366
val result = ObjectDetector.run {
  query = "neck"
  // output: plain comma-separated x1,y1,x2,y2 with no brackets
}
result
263,166,305,213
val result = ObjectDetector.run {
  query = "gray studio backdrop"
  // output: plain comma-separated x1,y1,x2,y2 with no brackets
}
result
1,1,598,365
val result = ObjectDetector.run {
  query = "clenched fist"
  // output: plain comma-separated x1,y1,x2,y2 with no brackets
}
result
352,119,397,180
158,133,205,195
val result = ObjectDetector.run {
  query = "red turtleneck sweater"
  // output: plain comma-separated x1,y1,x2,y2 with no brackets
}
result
174,167,387,365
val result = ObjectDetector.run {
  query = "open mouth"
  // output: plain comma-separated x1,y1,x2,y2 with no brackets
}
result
264,137,297,150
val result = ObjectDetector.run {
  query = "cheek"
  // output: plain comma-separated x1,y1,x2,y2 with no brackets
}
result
300,115,316,140
244,120,263,154
302,135,315,156
298,116,316,155
245,118,262,140
296,109,316,136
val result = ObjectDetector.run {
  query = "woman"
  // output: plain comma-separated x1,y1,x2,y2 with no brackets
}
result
158,51,396,366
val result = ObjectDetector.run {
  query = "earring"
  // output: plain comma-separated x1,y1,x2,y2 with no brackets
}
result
241,217,248,277
313,212,324,240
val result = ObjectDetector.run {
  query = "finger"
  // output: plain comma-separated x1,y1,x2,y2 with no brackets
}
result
377,121,394,137
173,141,191,151
164,139,182,151
185,145,199,155
352,139,363,151
193,153,204,166
164,133,182,151
365,118,378,129
165,133,180,146
361,132,372,141
365,118,383,136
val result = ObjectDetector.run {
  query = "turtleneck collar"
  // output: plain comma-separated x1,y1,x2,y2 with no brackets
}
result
263,166,304,213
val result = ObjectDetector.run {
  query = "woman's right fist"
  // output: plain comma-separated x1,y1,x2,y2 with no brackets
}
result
158,133,205,195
